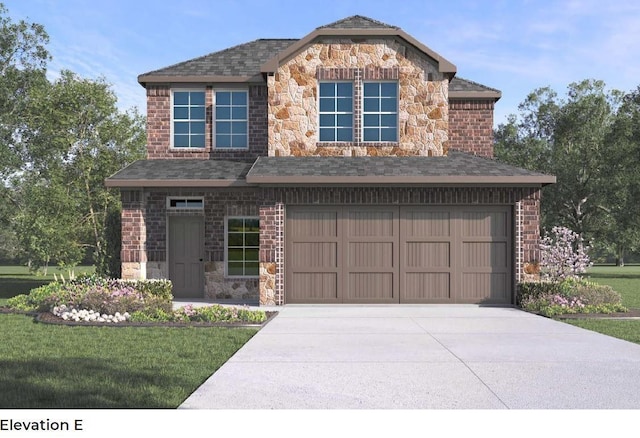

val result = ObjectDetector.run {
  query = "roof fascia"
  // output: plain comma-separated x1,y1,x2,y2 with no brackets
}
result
104,179,249,188
261,28,456,74
449,90,502,100
138,74,264,87
245,175,557,185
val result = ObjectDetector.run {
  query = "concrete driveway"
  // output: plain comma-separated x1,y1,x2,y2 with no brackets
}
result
179,305,640,409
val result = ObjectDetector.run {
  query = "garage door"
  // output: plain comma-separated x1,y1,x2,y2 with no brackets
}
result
286,206,512,304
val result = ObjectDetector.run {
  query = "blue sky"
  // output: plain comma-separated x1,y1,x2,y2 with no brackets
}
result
5,0,640,126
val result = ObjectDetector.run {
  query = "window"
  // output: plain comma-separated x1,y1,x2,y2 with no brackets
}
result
172,90,205,148
215,90,248,148
226,217,259,277
319,82,353,142
363,82,398,142
167,197,204,209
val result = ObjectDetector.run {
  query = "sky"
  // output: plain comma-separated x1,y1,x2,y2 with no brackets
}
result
4,0,640,126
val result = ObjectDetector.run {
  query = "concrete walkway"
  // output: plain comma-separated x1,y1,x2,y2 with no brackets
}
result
179,305,640,409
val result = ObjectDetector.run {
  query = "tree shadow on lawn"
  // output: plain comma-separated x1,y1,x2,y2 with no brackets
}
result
587,272,640,280
0,358,194,408
0,278,49,299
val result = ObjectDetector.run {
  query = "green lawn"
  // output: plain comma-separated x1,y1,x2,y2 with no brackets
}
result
0,265,95,300
0,313,257,408
0,265,257,408
586,265,640,309
562,265,640,345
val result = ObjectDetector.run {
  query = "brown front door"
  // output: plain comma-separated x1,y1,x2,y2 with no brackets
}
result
169,216,204,298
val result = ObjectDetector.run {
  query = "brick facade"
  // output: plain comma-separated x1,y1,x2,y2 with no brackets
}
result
146,85,268,160
448,99,495,157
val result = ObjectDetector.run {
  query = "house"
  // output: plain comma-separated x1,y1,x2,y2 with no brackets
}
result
105,15,555,305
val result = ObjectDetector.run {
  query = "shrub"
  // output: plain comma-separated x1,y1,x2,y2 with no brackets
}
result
539,226,592,281
6,294,35,312
519,278,627,317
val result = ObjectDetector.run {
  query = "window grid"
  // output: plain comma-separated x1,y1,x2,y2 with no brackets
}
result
215,90,248,149
172,90,206,148
226,217,259,277
318,82,354,142
362,82,398,142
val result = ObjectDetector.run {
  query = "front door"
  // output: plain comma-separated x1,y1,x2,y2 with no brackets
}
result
169,216,205,298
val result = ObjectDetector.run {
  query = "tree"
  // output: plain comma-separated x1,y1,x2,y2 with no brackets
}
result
14,71,146,269
495,80,621,238
0,2,50,177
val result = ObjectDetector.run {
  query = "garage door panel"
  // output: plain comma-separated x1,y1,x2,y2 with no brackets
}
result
289,210,338,237
291,242,337,268
347,273,394,300
404,273,450,301
348,242,393,267
404,211,451,237
462,211,508,237
290,273,338,301
405,242,450,268
347,210,395,237
461,273,509,303
462,242,508,268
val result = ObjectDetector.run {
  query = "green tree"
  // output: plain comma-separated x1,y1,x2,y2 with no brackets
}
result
0,2,50,177
17,71,146,269
495,80,620,236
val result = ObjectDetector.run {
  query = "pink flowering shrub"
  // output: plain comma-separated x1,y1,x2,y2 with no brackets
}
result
539,226,592,281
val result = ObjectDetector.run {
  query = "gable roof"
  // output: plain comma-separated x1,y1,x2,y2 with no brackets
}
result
317,15,399,30
260,15,456,76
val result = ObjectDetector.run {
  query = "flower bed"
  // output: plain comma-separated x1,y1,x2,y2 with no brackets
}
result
6,275,269,325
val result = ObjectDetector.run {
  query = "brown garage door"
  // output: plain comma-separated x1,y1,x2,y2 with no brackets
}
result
286,206,511,304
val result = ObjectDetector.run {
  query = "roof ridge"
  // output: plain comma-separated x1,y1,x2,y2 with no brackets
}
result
317,14,399,30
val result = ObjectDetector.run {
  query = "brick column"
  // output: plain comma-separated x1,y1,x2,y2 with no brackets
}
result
120,189,147,279
259,202,284,305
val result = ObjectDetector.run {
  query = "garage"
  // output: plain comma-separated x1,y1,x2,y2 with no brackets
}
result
286,205,512,304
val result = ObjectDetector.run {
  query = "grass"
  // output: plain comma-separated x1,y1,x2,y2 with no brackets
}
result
0,313,257,408
0,265,258,408
586,265,640,309
561,264,640,345
0,265,95,300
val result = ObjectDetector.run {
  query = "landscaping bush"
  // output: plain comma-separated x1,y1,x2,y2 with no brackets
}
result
519,278,627,317
130,304,267,324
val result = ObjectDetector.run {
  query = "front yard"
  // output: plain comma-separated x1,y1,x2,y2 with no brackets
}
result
561,265,640,345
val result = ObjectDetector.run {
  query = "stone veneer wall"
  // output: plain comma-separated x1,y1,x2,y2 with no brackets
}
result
448,99,495,157
145,84,268,160
268,38,449,157
257,186,542,305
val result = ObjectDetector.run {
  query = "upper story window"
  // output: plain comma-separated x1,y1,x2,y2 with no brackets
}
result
363,82,398,142
215,90,248,149
318,82,353,142
172,90,206,148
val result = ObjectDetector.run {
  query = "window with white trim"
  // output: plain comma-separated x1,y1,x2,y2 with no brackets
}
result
226,217,259,277
362,82,398,142
167,197,204,209
215,90,248,148
172,90,206,148
318,82,353,142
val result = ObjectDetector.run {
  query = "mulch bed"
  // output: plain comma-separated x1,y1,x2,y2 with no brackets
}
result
0,306,278,328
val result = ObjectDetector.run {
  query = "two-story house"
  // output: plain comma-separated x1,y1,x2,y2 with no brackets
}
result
106,15,554,306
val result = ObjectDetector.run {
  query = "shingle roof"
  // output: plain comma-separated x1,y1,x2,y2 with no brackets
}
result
105,153,555,187
246,151,554,185
317,15,399,30
138,39,297,82
449,77,501,98
105,159,253,187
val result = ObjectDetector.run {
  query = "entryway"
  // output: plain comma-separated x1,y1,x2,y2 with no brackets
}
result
168,215,204,298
